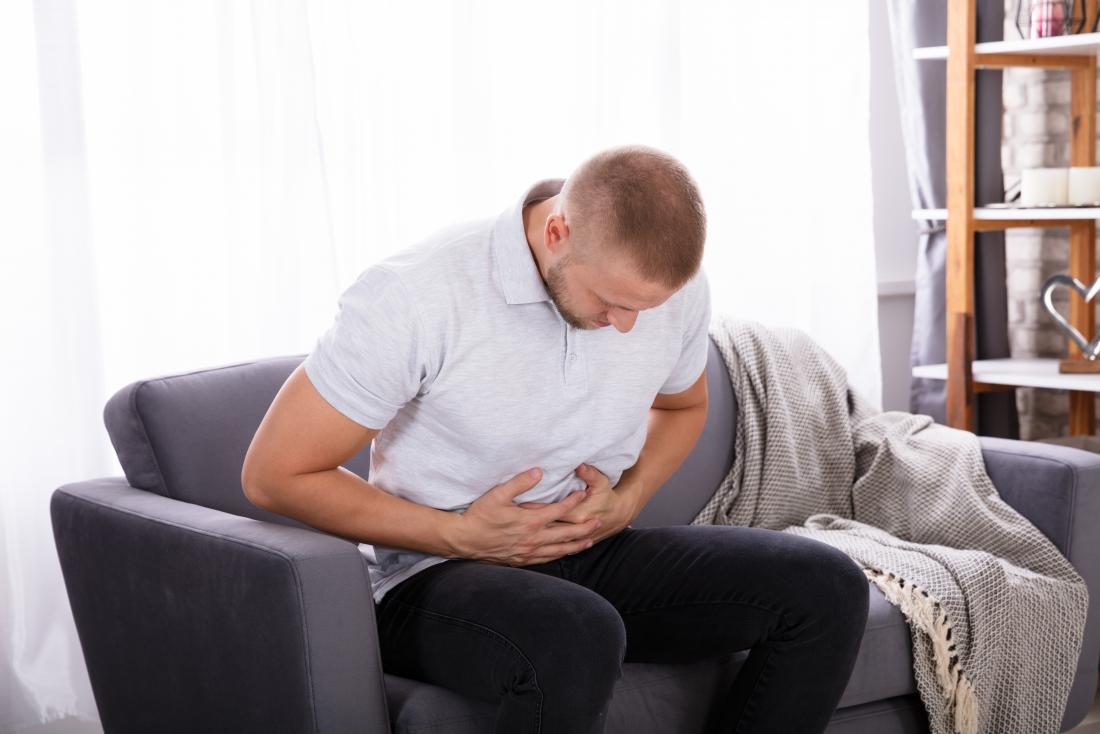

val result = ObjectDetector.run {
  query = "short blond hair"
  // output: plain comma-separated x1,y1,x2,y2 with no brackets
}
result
559,144,706,290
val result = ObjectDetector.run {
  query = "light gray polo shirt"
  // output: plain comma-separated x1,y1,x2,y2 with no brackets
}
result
303,177,711,603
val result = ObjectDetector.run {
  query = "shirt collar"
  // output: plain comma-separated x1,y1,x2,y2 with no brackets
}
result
491,177,566,305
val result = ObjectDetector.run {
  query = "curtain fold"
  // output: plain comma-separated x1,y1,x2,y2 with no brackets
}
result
887,0,1020,438
3,1,881,728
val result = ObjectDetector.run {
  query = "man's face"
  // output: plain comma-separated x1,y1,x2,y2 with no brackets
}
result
544,250,677,333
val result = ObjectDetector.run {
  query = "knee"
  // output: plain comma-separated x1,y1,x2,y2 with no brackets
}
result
760,534,869,639
799,542,871,634
522,591,627,687
562,593,628,672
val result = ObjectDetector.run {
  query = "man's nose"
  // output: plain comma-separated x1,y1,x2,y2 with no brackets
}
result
608,308,637,333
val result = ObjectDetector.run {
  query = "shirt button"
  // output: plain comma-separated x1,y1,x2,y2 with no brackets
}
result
569,353,577,362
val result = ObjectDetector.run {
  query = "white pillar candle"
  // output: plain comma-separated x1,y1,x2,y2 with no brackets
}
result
1068,167,1100,205
1021,167,1069,206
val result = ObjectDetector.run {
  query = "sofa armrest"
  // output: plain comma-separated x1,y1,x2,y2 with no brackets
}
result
979,435,1100,728
50,476,390,734
979,436,1100,562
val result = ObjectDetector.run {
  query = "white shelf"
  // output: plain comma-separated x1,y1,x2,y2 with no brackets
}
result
912,207,1100,221
913,358,1100,392
914,32,1100,60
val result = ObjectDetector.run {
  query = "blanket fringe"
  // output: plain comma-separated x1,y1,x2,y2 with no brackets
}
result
863,566,978,734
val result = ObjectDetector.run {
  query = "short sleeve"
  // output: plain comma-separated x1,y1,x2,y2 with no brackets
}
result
658,267,712,395
302,265,429,430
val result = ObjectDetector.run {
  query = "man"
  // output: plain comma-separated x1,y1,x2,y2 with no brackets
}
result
241,145,869,733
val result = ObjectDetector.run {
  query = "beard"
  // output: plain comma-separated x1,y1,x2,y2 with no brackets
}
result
545,254,596,330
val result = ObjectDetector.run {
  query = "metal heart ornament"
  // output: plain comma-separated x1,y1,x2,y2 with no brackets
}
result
1040,273,1100,360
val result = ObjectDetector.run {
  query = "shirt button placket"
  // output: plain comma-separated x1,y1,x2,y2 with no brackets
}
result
563,326,586,393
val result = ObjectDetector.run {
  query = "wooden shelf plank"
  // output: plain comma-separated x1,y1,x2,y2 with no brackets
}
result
913,207,1100,220
915,32,1100,60
913,358,1100,392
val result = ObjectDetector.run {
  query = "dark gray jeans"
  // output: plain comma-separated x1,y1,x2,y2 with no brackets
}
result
375,524,870,733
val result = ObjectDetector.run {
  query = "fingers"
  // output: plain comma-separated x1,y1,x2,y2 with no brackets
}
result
577,463,606,480
494,468,543,502
518,493,585,514
534,488,588,524
521,537,596,565
502,464,603,509
539,516,601,545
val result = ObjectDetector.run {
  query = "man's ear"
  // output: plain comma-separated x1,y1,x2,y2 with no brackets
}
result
545,211,570,255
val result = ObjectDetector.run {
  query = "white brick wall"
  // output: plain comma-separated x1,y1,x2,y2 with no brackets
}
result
1001,11,1099,439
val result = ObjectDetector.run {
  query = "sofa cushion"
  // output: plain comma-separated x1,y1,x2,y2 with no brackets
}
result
384,652,742,734
633,337,737,528
102,354,372,537
838,584,916,708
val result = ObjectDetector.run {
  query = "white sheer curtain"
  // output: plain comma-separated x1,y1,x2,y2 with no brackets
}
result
1,1,877,729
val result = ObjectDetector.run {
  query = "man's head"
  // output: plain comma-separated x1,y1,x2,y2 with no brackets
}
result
525,144,706,333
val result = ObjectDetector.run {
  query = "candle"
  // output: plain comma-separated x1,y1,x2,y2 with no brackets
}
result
1029,0,1066,38
1021,167,1069,206
1068,167,1100,205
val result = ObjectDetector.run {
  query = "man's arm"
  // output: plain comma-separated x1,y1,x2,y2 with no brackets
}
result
242,364,598,565
614,369,709,520
241,364,464,558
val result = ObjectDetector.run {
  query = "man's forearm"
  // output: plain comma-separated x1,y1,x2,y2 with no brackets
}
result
248,468,462,558
615,403,708,519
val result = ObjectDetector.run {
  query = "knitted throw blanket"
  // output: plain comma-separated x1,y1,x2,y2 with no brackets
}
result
690,316,1089,734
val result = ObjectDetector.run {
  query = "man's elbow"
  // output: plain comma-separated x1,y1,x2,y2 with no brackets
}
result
241,458,277,511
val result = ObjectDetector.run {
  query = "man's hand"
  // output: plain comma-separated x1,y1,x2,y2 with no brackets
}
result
447,468,604,566
516,463,638,545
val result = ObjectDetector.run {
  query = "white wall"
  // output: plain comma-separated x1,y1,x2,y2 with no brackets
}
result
869,0,920,412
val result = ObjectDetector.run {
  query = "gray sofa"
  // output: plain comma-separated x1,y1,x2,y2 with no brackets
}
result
51,337,1100,733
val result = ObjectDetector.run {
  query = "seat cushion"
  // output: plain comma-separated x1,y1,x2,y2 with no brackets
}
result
384,652,742,734
384,584,918,733
838,583,917,708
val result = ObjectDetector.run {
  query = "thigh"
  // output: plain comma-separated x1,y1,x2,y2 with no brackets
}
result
375,557,626,705
563,524,865,664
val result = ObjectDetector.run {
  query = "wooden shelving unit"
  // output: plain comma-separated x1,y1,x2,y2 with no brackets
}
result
914,30,1100,59
913,358,1100,392
913,207,1100,223
913,0,1100,435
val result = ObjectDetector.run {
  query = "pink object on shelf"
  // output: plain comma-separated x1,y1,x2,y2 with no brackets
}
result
1029,0,1067,37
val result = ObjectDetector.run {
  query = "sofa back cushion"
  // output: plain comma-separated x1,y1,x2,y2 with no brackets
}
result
632,337,737,527
102,355,340,533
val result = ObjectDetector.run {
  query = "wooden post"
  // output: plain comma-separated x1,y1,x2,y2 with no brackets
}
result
945,0,978,431
950,313,975,422
1068,46,1097,435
